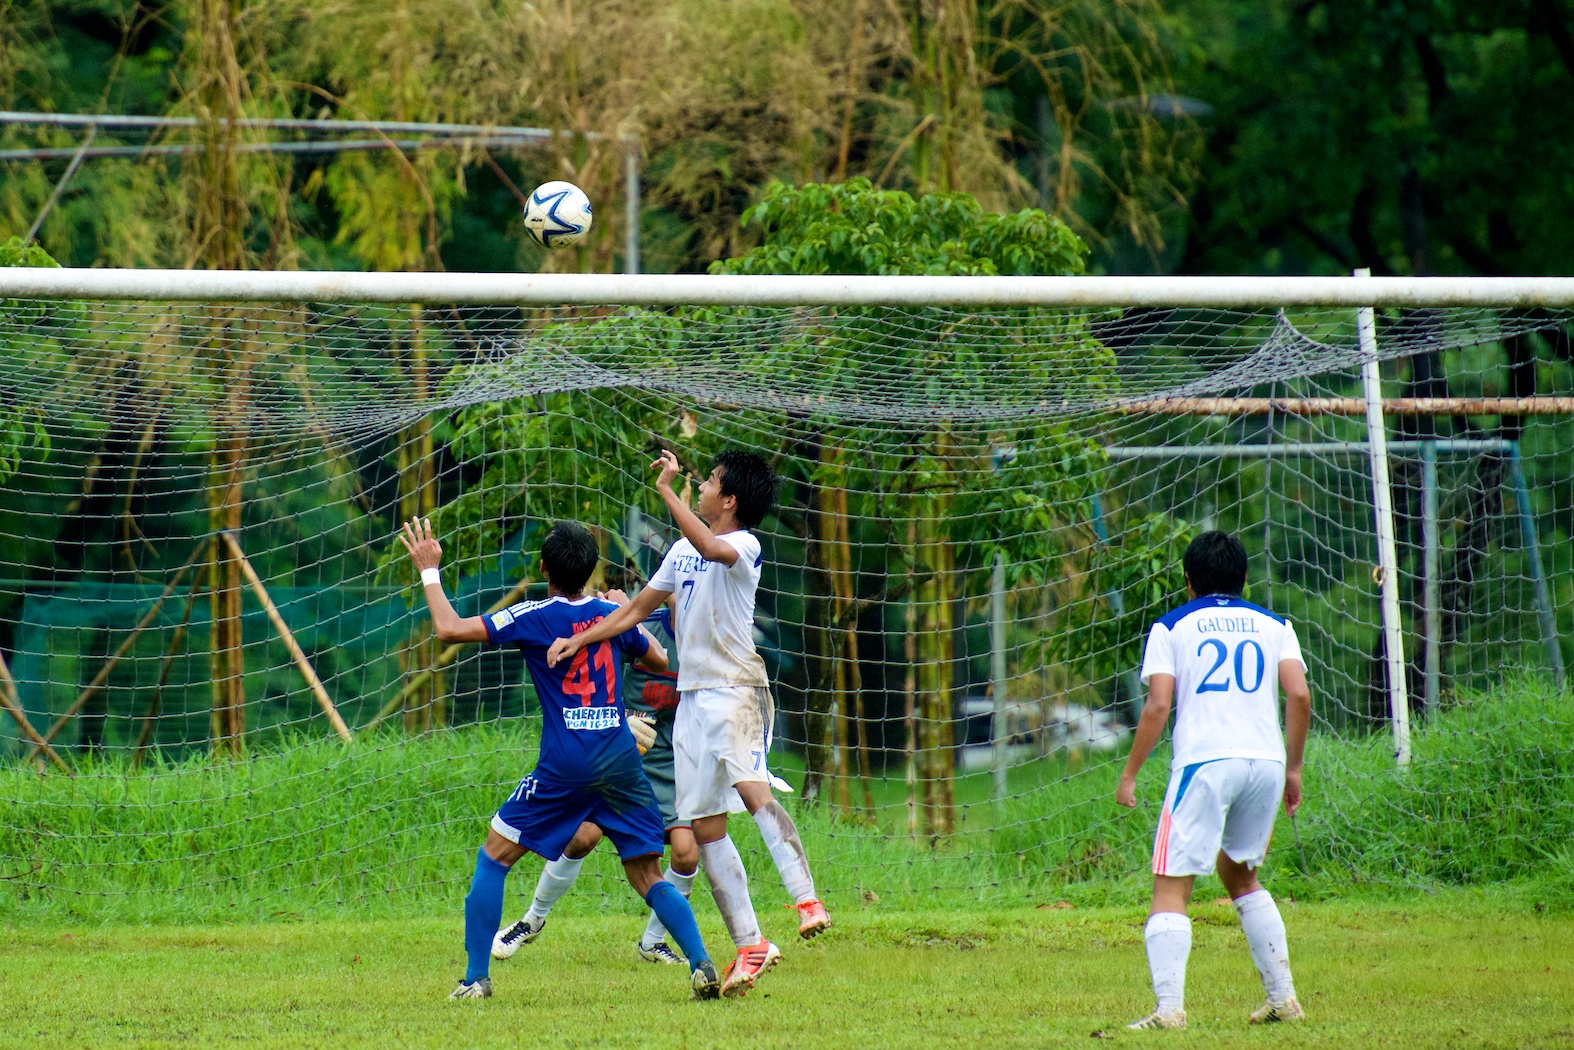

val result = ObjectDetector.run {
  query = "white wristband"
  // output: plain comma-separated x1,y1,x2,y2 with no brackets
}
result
420,568,441,587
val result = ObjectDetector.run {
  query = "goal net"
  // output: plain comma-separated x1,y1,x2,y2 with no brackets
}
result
0,274,1570,919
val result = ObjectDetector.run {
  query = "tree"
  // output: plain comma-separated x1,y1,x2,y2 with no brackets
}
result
0,237,56,486
714,179,1110,832
1169,0,1574,710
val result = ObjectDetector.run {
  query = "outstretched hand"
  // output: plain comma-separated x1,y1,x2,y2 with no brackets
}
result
651,449,682,491
398,518,442,573
546,636,579,668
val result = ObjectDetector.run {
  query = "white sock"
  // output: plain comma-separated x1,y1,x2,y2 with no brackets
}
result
753,801,817,904
639,866,696,948
1144,912,1192,1015
525,854,584,921
1234,889,1296,1002
699,836,761,947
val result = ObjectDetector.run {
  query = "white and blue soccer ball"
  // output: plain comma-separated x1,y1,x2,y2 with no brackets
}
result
522,181,592,248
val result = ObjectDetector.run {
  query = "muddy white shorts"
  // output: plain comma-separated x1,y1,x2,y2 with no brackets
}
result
1151,757,1284,877
673,685,773,821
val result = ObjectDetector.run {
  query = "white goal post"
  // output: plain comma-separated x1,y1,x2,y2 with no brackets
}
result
3,267,1568,777
6,267,1574,307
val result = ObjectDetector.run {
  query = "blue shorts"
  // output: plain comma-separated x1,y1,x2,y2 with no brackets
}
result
490,769,666,861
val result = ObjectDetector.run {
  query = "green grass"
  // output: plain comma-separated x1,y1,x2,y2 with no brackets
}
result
2,676,1572,922
1,896,1571,1048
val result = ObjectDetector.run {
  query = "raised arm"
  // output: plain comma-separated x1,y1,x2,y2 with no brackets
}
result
398,518,490,644
1116,673,1175,808
1279,660,1312,817
546,584,670,667
652,450,738,566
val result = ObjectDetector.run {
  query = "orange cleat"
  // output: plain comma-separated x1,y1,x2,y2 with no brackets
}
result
792,899,832,940
720,939,781,998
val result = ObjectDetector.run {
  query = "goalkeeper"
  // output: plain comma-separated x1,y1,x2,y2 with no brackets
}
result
398,517,722,1001
491,584,705,966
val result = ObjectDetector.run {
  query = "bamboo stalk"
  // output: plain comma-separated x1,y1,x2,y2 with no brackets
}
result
221,531,353,744
29,544,203,758
834,482,875,820
903,515,919,842
363,577,534,732
0,652,72,774
817,448,851,815
132,575,203,766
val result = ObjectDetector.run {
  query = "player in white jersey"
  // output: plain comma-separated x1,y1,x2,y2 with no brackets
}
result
1115,531,1313,1031
547,449,829,999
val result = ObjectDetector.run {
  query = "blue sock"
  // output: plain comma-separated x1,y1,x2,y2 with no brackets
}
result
644,879,711,972
464,848,510,983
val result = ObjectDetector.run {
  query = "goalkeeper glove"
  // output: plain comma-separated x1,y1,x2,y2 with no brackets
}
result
626,713,657,754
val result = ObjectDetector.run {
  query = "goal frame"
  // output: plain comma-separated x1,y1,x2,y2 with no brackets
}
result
5,266,1570,769
6,267,1574,307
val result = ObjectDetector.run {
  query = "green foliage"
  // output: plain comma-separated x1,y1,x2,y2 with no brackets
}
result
0,677,1567,923
0,236,56,483
1048,510,1196,681
1294,674,1574,884
715,178,1088,277
0,236,58,269
1171,0,1574,276
0,722,540,922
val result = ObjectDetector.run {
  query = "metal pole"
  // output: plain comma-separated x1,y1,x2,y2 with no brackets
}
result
1421,438,1441,713
1356,268,1412,765
25,125,96,242
990,551,1009,800
1262,395,1277,611
1508,442,1567,691
623,134,641,276
1089,490,1144,723
11,269,1574,307
0,138,533,163
0,109,569,141
1104,439,1515,459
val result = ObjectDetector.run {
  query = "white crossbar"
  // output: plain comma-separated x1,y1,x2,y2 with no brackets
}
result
4,268,1574,307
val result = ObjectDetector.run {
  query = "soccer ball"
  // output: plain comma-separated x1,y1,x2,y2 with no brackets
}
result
523,181,592,248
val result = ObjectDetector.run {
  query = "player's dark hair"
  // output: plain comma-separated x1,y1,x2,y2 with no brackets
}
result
539,521,598,595
1183,530,1249,597
714,449,776,529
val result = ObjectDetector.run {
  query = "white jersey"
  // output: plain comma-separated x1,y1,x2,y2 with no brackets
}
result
648,530,769,692
1139,594,1305,768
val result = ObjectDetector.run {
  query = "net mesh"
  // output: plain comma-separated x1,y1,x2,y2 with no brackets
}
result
1,294,1570,918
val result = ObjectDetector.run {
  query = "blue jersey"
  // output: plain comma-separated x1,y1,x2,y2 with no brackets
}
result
623,606,679,718
483,594,651,783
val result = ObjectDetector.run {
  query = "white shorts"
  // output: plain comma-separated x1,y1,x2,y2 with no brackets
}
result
673,685,773,821
1151,757,1284,877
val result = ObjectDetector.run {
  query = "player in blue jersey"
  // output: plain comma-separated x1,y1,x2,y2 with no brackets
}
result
548,450,828,1000
398,517,722,1001
1115,531,1312,1030
491,592,703,965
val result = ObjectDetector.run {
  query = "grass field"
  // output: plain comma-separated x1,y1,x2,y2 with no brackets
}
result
2,894,1571,1049
3,677,1571,923
2,679,1571,1047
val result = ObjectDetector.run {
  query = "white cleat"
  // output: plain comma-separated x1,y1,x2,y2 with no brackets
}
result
491,915,546,960
1126,1008,1187,1030
1249,997,1305,1024
637,940,684,965
448,977,492,1000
